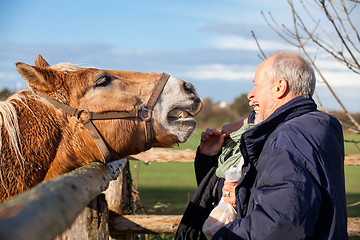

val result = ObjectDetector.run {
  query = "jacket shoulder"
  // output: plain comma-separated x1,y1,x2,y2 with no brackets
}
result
275,110,342,140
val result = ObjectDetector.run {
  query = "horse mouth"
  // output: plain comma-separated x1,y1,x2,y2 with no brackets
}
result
167,103,202,122
160,100,202,143
168,109,192,120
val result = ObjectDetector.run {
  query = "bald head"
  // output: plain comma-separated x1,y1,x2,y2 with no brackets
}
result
267,51,316,98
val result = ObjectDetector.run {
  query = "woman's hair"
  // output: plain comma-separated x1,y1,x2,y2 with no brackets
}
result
267,51,316,98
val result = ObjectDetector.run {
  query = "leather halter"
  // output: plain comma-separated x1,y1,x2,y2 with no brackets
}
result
38,72,170,162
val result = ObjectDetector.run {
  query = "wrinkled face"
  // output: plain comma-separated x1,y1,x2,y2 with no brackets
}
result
247,57,276,123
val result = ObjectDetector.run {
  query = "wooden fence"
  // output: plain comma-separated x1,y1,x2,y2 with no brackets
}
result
0,149,359,239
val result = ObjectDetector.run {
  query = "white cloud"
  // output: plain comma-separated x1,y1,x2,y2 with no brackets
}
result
312,56,360,87
316,71,360,87
182,64,255,81
211,36,291,51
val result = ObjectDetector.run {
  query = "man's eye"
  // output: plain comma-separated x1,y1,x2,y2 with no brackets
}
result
95,76,111,87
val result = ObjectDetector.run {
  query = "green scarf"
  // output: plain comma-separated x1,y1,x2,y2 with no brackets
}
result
215,123,255,179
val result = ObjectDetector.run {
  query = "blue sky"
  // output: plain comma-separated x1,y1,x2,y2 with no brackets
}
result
1,0,359,112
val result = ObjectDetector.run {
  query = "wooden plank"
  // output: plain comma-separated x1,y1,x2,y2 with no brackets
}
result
105,163,133,240
348,217,360,237
109,214,182,236
0,159,127,240
130,148,195,163
105,162,132,215
109,215,360,237
131,148,360,166
345,154,360,166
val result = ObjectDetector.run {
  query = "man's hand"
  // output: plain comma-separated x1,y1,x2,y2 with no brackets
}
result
221,119,247,144
222,180,237,207
199,128,226,156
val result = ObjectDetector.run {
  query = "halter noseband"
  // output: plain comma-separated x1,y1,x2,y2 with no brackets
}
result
38,72,170,162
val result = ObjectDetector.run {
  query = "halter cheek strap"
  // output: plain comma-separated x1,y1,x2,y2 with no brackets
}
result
37,72,170,162
141,72,170,149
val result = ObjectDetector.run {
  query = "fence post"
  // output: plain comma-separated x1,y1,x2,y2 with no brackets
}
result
105,160,133,240
57,160,133,240
55,194,109,240
105,160,133,215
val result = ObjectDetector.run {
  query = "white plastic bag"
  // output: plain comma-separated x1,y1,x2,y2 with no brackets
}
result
224,159,244,182
202,160,244,239
202,197,237,239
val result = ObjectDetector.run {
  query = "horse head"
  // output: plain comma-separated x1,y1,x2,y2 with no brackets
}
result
12,55,202,179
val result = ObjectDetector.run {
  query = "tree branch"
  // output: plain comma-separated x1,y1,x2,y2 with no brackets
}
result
319,0,360,68
290,0,360,131
251,31,267,60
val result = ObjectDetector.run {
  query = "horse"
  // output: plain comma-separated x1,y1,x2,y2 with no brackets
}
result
0,55,202,201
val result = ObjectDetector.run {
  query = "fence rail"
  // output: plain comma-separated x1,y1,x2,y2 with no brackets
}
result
0,160,126,240
109,214,182,236
0,149,359,239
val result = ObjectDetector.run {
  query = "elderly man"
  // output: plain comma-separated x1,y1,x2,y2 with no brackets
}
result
175,51,348,239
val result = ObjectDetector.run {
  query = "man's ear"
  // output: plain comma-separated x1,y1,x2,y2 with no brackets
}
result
274,78,289,99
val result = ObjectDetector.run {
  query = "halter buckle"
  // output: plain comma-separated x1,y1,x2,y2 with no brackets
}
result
76,109,91,123
139,104,152,121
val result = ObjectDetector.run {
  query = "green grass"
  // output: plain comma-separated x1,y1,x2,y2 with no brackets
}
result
344,134,360,154
345,165,360,217
130,161,197,215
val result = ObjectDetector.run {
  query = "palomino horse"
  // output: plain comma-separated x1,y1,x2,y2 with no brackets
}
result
0,55,202,201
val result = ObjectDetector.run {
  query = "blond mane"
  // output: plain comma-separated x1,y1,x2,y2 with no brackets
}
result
0,63,83,171
0,91,37,193
51,63,85,72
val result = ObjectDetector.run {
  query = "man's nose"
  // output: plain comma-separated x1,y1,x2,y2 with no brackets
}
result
247,88,254,100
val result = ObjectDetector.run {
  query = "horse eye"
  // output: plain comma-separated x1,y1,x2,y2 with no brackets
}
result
95,76,111,87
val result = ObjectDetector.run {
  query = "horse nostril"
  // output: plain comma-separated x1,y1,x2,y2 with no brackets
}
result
182,81,196,96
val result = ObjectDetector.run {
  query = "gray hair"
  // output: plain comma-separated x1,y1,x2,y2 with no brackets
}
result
267,51,316,98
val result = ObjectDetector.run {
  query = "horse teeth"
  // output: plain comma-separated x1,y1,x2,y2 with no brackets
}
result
178,111,189,118
168,109,191,119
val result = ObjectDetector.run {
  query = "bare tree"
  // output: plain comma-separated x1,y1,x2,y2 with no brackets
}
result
261,0,360,134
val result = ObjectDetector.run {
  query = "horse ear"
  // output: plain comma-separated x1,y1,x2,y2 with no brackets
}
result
35,55,50,68
16,62,53,91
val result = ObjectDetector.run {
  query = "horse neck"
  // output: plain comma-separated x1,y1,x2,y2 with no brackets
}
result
0,91,66,200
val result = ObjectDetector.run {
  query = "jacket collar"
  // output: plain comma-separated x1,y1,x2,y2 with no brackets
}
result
240,96,317,165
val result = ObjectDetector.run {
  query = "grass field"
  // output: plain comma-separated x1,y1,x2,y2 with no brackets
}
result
131,161,196,215
344,134,360,155
129,130,360,239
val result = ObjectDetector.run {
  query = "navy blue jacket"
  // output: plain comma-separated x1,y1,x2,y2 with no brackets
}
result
209,97,348,239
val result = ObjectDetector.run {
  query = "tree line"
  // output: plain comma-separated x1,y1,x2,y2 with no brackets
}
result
195,94,252,129
0,88,13,101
